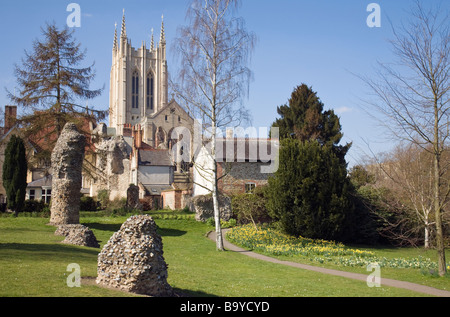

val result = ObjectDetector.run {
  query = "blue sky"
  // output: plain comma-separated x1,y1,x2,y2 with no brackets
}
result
0,0,447,167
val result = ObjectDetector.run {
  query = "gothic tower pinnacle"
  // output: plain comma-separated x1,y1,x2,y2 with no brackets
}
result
110,10,169,136
151,28,155,51
160,15,166,46
113,22,118,51
121,9,127,39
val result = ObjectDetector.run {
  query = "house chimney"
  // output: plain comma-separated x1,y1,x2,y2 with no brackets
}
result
137,126,143,149
226,128,234,139
4,105,17,133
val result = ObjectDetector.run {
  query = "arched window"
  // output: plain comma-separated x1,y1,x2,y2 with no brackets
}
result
147,73,154,110
132,71,139,109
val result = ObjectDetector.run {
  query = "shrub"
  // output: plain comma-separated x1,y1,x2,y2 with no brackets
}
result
140,198,154,211
104,197,144,217
106,197,127,212
80,196,97,211
97,189,110,210
231,186,272,226
206,217,237,228
22,200,47,213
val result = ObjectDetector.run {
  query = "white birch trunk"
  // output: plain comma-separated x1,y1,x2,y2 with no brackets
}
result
211,116,224,251
424,222,430,249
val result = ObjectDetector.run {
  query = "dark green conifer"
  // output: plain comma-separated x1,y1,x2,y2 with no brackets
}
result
266,139,355,241
3,135,28,217
272,84,351,163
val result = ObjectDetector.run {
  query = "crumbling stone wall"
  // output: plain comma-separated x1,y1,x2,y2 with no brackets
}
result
126,184,143,211
188,193,232,222
96,215,173,297
55,224,99,248
91,134,131,201
50,123,86,225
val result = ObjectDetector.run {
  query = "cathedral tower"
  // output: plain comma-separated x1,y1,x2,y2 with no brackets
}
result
109,10,169,136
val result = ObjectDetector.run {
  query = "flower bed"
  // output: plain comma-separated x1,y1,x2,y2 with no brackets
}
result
226,225,438,270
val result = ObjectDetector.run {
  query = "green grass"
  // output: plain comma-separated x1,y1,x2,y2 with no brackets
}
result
0,214,444,297
226,225,450,292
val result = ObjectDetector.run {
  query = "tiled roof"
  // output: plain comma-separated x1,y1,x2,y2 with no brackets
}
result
27,175,52,188
141,184,173,196
138,149,173,166
204,138,277,162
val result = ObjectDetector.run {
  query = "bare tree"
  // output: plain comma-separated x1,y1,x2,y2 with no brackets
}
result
172,0,255,250
361,2,449,275
371,144,435,248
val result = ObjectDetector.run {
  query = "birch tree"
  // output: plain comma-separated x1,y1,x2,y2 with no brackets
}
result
361,2,449,275
373,144,436,248
172,0,255,250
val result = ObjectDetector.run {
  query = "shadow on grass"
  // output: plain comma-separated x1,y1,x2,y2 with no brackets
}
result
158,228,187,237
83,222,122,233
80,278,218,298
0,242,99,260
172,288,219,297
85,222,187,238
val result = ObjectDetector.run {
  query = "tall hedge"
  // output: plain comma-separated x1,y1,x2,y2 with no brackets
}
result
3,135,28,216
266,139,354,241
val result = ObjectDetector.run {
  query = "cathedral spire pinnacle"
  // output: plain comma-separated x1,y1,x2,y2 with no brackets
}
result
113,22,118,50
150,28,155,51
121,9,127,39
160,14,166,46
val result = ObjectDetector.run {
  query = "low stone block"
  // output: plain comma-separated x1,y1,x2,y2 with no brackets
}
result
96,215,173,297
55,224,99,248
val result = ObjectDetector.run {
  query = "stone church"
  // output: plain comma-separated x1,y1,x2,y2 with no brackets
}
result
0,11,275,212
86,11,195,209
109,11,194,148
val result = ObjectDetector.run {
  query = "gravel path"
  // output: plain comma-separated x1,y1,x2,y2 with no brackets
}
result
208,229,450,297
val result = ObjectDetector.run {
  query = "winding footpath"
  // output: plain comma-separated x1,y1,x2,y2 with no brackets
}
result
208,230,450,297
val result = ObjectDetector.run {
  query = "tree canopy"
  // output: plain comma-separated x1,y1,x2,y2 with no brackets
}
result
7,22,105,166
272,84,351,163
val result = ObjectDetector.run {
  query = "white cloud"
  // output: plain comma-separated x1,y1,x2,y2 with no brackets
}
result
335,106,352,114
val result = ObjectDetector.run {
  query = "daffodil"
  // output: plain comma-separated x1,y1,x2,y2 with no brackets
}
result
226,225,438,270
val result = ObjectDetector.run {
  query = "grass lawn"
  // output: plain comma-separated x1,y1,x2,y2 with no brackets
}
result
0,213,444,297
226,225,450,292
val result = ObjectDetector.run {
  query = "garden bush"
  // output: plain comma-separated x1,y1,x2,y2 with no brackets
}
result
22,200,47,213
97,189,110,210
231,186,272,226
80,196,97,212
